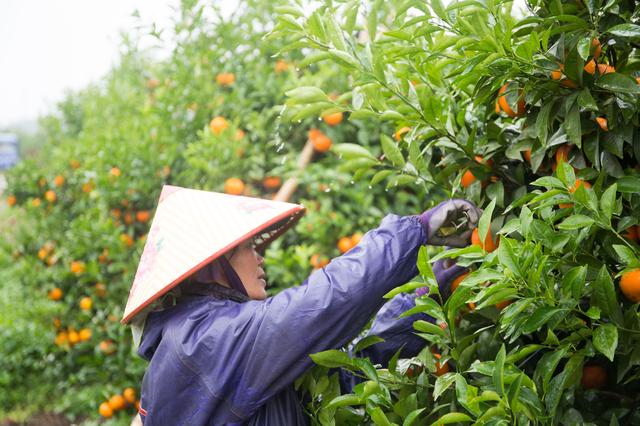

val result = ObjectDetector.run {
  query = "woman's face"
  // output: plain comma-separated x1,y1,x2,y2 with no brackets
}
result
227,239,267,300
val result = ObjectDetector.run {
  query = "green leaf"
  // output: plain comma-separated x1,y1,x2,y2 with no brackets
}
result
497,237,522,279
327,394,361,408
593,323,618,361
370,169,393,186
558,215,595,230
536,101,554,144
403,408,427,426
285,86,328,104
530,176,564,189
327,49,361,69
324,14,347,51
617,176,640,193
607,23,640,41
522,307,565,333
368,406,392,426
332,143,378,161
478,198,496,252
561,265,587,299
592,266,623,325
429,413,473,425
354,336,385,354
434,373,457,400
413,320,447,337
612,245,637,264
310,350,352,368
545,371,567,417
384,281,426,299
380,134,405,167
536,347,568,393
595,73,640,95
493,344,506,396
417,246,435,281
577,88,598,111
564,104,581,148
600,184,617,225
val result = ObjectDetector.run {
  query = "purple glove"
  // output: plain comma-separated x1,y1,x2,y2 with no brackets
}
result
418,199,481,247
416,258,467,300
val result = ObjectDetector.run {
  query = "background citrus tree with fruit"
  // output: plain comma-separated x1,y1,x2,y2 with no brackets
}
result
272,0,640,424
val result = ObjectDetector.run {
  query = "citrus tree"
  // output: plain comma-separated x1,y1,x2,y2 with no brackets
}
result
0,0,408,423
273,0,640,424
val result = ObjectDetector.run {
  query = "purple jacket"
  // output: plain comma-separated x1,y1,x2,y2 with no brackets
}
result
136,214,430,425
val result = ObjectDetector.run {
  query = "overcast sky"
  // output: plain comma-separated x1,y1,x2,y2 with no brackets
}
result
0,0,180,129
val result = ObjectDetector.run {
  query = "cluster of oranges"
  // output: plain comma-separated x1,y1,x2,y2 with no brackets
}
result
54,326,92,348
110,208,151,226
98,388,139,418
38,241,58,266
337,232,363,254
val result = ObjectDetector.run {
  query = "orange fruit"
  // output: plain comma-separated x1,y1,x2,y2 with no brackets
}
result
123,212,134,225
561,79,578,88
109,167,121,177
123,388,136,404
322,111,343,126
471,228,497,252
262,176,281,190
596,117,608,131
308,128,322,140
95,282,107,297
620,269,640,303
31,198,42,207
584,59,597,75
555,144,573,165
394,127,411,141
98,249,109,263
82,182,94,193
53,175,65,186
216,72,235,86
450,272,470,293
234,129,245,141
6,195,16,207
44,190,56,203
570,179,592,193
99,340,116,355
224,177,245,195
461,170,476,188
38,248,48,260
337,236,354,254
209,116,229,135
623,227,638,242
310,254,330,269
636,77,640,85
523,149,532,163
53,318,61,328
351,232,363,246
145,78,160,89
48,287,63,301
79,297,93,311
70,261,86,274
108,394,126,411
551,69,563,80
433,353,449,376
591,38,602,58
274,59,289,73
581,364,607,389
38,177,47,187
598,63,615,74
312,134,332,152
79,328,92,341
120,234,134,247
136,210,151,223
99,402,113,418
405,364,423,378
495,300,514,310
70,159,80,169
55,331,68,346
497,84,525,117
68,330,80,345
494,101,501,114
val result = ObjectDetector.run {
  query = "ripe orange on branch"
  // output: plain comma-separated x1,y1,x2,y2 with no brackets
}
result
45,190,56,203
48,287,63,301
216,72,235,86
99,402,113,418
471,228,497,252
581,364,607,389
108,394,126,411
70,261,86,274
224,178,245,195
322,111,343,126
209,116,229,135
337,236,354,254
79,297,93,311
311,133,332,153
596,117,608,131
136,210,151,223
620,269,640,303
123,388,137,404
262,176,281,190
497,83,525,117
394,127,411,141
53,175,65,186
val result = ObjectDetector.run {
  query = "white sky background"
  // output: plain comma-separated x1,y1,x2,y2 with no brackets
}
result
0,0,181,129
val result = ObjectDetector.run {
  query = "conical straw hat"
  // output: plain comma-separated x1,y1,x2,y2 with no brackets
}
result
121,185,305,324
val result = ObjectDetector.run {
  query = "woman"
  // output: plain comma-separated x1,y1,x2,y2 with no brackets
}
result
122,185,480,425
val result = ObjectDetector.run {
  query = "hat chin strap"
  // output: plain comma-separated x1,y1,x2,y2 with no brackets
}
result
218,256,249,297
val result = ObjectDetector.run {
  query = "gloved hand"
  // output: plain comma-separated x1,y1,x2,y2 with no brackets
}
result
416,258,467,300
418,199,481,247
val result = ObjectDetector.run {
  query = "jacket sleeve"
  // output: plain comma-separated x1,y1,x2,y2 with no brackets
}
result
173,214,426,420
338,293,433,393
